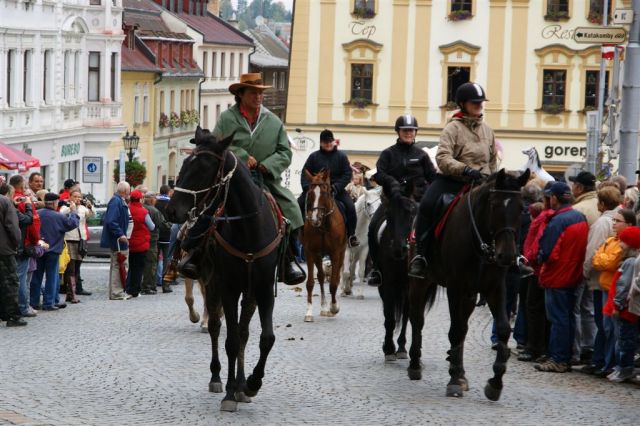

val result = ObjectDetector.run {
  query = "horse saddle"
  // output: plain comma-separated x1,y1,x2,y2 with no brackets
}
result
434,187,470,240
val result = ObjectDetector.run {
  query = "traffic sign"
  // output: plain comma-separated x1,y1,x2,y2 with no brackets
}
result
82,156,103,184
573,26,627,44
613,9,633,25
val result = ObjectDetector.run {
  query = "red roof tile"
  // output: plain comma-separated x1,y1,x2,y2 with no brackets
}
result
178,13,253,46
121,42,159,73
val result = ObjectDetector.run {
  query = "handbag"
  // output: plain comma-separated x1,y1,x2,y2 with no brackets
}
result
77,228,88,257
59,242,71,274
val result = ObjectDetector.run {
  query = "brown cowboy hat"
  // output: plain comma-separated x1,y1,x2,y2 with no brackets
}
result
228,73,272,95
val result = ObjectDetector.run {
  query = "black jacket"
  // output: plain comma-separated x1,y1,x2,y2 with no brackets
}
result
154,197,172,243
300,147,352,193
375,141,436,200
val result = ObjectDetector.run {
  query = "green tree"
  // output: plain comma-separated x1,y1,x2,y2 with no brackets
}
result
219,0,233,19
113,161,147,187
269,2,289,22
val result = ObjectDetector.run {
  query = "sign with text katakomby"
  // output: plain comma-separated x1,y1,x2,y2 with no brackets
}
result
574,26,627,44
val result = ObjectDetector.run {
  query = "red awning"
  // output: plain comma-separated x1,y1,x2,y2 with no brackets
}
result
0,142,41,172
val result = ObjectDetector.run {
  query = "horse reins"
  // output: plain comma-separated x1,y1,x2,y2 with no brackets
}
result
466,183,521,264
304,183,335,228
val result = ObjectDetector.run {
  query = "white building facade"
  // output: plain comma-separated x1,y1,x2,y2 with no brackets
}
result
0,0,125,203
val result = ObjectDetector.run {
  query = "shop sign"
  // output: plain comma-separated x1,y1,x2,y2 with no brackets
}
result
543,144,587,160
61,142,80,158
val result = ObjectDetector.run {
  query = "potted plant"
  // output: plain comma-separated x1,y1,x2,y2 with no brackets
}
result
544,10,570,21
180,110,189,126
159,112,169,128
541,103,565,114
353,5,375,19
169,112,181,128
113,160,147,187
447,10,473,22
189,109,200,125
588,10,602,24
349,97,371,109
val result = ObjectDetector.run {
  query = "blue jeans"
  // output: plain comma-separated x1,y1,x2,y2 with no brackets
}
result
591,290,605,368
602,298,619,372
16,256,30,314
157,242,170,286
30,252,60,308
615,317,638,370
545,287,577,364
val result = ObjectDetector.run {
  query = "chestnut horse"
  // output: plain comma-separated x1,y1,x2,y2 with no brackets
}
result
301,169,347,322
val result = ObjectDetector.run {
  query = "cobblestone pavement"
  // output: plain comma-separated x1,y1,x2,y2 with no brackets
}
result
1,259,639,425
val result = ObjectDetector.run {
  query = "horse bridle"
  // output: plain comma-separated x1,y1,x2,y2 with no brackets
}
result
304,182,335,227
467,185,522,264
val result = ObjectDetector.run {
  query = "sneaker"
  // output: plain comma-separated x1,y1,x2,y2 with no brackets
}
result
141,289,157,295
607,368,620,380
6,317,27,327
578,364,600,375
534,359,570,373
348,235,360,248
609,368,635,383
367,270,382,287
55,303,67,309
20,310,37,318
407,255,427,279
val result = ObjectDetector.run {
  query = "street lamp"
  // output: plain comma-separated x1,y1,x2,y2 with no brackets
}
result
122,130,140,162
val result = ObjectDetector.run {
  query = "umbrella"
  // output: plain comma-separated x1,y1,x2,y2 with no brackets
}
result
116,240,127,290
0,142,41,172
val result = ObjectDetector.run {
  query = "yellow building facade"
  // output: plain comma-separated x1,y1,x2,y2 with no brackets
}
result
287,0,630,175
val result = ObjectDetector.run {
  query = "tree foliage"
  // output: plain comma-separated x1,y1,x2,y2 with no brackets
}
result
236,0,291,29
219,0,233,20
113,161,147,187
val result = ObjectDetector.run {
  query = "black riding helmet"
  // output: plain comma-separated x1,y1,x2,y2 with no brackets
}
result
455,82,488,107
394,114,419,132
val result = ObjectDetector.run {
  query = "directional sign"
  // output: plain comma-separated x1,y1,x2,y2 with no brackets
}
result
82,156,103,184
613,9,634,25
573,26,627,44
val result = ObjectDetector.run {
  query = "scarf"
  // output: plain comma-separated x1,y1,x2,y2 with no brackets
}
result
452,111,483,131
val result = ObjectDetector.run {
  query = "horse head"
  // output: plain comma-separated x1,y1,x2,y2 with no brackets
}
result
382,179,416,260
165,126,234,224
303,168,333,228
363,187,382,218
480,168,530,267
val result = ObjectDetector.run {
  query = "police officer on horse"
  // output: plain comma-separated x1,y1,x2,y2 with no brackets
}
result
408,82,497,279
298,129,360,248
367,114,437,286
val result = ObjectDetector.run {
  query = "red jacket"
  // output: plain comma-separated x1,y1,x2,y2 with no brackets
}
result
523,208,554,276
128,201,150,253
59,189,70,200
538,206,589,288
603,270,639,323
14,189,40,247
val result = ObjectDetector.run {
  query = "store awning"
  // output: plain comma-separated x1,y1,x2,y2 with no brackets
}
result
0,142,41,172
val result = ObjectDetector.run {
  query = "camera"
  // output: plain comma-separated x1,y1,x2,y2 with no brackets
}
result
80,199,88,207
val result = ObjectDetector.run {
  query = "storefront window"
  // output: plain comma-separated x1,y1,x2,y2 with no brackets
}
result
350,63,373,105
446,66,470,105
542,69,566,108
584,70,609,110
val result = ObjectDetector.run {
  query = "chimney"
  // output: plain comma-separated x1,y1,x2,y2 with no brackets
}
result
207,0,219,16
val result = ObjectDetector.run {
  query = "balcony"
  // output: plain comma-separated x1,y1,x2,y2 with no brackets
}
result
84,102,122,127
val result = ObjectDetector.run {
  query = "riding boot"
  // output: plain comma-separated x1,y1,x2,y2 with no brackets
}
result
367,269,382,287
175,216,210,280
408,253,428,279
177,247,201,280
282,229,306,285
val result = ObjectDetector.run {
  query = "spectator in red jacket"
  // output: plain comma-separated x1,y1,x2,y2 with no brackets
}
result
126,190,155,298
535,181,589,373
59,179,78,201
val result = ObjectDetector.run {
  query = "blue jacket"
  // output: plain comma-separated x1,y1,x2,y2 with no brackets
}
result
37,207,79,254
100,194,130,250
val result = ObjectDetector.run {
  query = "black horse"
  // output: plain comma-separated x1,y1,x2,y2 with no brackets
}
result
408,168,530,401
375,179,417,362
165,127,283,412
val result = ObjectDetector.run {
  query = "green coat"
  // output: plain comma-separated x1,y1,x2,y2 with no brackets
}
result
213,105,303,229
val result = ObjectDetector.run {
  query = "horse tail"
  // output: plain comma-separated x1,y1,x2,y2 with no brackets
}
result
423,282,439,313
393,281,408,331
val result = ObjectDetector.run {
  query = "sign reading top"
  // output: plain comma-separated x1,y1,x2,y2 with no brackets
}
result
573,26,627,44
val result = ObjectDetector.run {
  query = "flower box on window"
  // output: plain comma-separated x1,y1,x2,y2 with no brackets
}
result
159,112,169,128
540,103,565,115
348,97,373,109
447,10,473,21
544,11,570,21
588,11,603,24
353,6,375,19
169,112,181,128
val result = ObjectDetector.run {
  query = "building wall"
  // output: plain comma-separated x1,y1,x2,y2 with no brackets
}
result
287,0,631,173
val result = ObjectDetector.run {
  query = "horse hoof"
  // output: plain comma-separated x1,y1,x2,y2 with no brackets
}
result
459,378,469,391
341,290,352,296
407,367,422,380
385,354,397,363
209,382,223,393
304,315,314,322
446,384,464,397
320,310,329,317
235,392,252,403
484,381,502,401
189,313,200,323
396,351,408,360
330,304,340,314
220,400,238,412
200,325,208,333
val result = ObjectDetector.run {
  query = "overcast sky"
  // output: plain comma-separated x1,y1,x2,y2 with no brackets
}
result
232,0,294,12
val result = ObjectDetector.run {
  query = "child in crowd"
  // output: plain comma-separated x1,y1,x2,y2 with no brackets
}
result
603,226,640,382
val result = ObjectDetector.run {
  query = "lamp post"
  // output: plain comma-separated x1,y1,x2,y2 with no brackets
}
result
122,130,140,162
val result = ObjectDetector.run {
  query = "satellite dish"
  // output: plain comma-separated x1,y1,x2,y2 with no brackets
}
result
564,163,583,183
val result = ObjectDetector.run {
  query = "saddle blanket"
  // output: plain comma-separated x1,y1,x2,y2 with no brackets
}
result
434,185,471,240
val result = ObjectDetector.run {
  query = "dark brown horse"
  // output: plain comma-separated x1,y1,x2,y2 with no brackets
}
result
408,169,530,401
165,127,282,412
301,169,347,322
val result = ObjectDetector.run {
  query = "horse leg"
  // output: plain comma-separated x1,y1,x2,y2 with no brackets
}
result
329,253,342,315
207,298,224,393
445,287,475,397
185,278,200,324
484,282,511,401
408,281,428,380
199,279,209,333
396,292,409,359
356,247,367,299
379,282,397,362
235,297,256,403
220,293,241,412
244,284,276,398
304,253,316,322
318,257,330,317
341,247,353,296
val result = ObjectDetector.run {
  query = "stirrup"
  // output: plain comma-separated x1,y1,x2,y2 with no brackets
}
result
408,255,427,279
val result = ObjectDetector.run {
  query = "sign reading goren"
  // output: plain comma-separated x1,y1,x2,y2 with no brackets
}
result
573,26,627,44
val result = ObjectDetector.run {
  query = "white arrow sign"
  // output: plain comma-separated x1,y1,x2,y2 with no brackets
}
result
573,26,627,44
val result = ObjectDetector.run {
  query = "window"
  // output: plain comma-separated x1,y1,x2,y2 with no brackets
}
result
134,95,140,124
43,49,50,103
239,53,243,74
446,66,470,104
6,50,12,106
216,104,221,121
203,105,209,128
74,52,80,101
64,51,70,101
353,0,375,18
230,53,235,77
212,52,217,78
350,64,373,103
542,69,566,108
191,89,195,109
90,0,101,4
159,90,165,114
272,71,278,89
584,70,610,109
280,72,286,90
111,53,117,101
88,51,100,102
203,51,208,77
170,90,175,112
180,89,185,112
451,0,472,12
23,50,32,105
546,0,569,19
589,0,612,23
143,95,149,122
220,53,226,78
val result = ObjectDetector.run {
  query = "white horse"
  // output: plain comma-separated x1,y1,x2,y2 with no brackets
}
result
521,147,555,183
342,187,382,299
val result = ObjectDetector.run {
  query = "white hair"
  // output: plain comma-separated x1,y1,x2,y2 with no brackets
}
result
116,181,130,194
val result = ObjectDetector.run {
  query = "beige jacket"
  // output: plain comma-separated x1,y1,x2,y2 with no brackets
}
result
573,191,600,227
436,117,497,179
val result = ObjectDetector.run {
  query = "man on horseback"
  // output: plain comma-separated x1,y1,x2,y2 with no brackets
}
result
366,114,437,286
177,72,305,285
408,82,497,279
297,129,359,248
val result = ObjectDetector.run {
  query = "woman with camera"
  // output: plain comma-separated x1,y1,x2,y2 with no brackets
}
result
59,189,93,303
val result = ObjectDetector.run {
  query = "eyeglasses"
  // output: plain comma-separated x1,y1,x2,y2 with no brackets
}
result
612,218,625,223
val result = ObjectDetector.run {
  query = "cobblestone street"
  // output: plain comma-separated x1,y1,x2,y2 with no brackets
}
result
1,259,639,425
